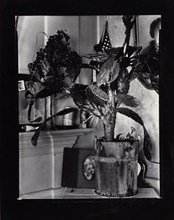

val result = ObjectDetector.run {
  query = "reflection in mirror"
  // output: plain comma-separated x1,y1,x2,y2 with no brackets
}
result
18,74,45,131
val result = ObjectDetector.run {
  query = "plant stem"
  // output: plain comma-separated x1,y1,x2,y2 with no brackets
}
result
103,89,117,141
80,109,87,128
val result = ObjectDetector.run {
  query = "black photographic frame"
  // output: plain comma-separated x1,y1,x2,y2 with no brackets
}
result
2,3,174,219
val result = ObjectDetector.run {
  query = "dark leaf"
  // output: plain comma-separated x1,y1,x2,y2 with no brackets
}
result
70,84,88,107
107,47,123,59
151,75,159,94
54,107,77,116
97,56,119,86
137,75,154,90
109,62,120,83
126,46,142,57
117,107,153,161
143,128,153,161
30,117,43,123
31,107,77,146
116,94,140,107
35,88,56,99
120,57,131,68
28,101,34,122
86,84,109,107
31,127,43,146
35,82,68,99
66,67,81,83
117,107,144,126
65,51,82,82
42,77,68,89
111,68,130,94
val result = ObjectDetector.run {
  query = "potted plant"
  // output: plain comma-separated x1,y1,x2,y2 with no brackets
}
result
27,16,154,197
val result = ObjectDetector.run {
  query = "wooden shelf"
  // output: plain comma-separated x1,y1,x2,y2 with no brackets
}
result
19,187,160,199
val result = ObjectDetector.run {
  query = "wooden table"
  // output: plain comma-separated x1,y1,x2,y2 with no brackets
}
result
19,187,160,199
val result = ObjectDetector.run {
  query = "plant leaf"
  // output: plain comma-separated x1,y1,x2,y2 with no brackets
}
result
65,50,82,82
137,75,154,90
117,107,143,125
109,62,120,83
126,46,142,57
30,117,43,123
97,57,120,86
42,77,67,88
35,84,68,99
83,52,109,63
107,47,123,59
31,126,43,146
54,107,78,116
70,84,89,107
86,84,109,107
116,94,140,107
35,88,56,99
28,101,34,122
111,68,130,94
143,127,153,161
117,107,153,161
31,107,77,146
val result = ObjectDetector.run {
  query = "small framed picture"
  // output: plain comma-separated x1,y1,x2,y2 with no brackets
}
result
18,80,25,91
61,148,96,189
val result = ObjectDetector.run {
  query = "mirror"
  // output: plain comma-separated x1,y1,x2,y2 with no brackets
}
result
18,74,45,131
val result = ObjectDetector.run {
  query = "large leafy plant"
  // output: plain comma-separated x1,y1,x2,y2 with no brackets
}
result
28,16,153,161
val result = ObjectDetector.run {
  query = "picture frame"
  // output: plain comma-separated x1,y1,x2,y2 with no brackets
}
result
18,80,25,91
61,147,96,189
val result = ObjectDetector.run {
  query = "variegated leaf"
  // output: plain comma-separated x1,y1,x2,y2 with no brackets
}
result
86,84,109,107
112,68,130,94
97,57,120,86
116,94,140,107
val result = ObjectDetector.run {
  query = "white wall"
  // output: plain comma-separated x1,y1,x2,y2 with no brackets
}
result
18,16,45,74
18,16,80,74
